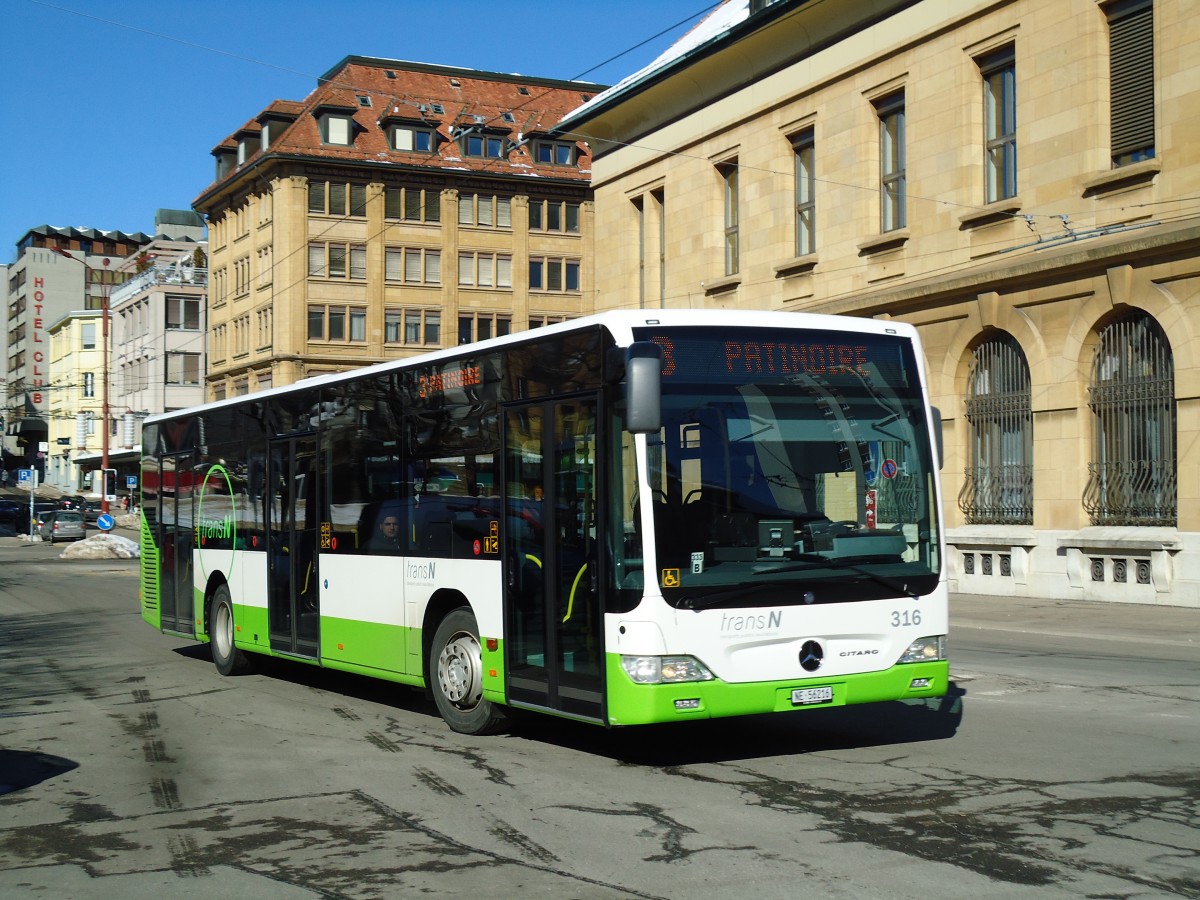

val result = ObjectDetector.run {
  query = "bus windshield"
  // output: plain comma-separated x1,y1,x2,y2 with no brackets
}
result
626,326,941,607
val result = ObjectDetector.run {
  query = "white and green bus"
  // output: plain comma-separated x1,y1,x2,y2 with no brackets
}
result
139,309,947,734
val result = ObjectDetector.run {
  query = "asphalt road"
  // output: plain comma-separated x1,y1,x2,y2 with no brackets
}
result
1,548,1197,898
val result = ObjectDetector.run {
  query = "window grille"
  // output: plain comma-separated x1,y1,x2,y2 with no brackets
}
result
1083,312,1175,525
959,333,1032,523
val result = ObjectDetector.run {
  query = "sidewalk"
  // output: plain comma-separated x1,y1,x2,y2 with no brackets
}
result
950,591,1199,648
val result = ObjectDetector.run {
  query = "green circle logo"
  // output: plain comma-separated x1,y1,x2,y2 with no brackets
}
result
195,464,238,583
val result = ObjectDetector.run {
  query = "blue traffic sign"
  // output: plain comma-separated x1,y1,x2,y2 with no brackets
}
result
97,513,115,532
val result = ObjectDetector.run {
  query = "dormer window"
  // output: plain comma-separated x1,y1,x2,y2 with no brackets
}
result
390,125,437,153
356,95,372,108
533,140,576,166
215,148,236,180
461,130,506,159
314,104,358,146
237,134,260,165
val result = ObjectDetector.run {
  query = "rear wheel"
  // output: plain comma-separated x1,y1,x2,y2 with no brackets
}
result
210,584,254,676
431,607,506,735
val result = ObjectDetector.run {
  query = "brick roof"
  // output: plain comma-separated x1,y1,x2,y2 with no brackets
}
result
196,57,605,206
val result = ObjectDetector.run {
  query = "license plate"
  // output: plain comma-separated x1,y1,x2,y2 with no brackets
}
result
791,686,833,706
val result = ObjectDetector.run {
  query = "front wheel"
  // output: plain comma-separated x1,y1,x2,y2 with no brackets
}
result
430,608,506,735
210,584,255,676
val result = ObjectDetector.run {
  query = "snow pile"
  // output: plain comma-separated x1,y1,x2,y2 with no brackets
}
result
60,533,140,560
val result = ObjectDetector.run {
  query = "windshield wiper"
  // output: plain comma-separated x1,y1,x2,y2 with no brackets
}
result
679,582,792,611
760,554,919,598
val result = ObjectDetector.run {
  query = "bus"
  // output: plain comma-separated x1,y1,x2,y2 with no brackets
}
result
139,309,947,734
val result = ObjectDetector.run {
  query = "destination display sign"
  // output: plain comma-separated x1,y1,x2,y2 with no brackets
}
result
633,326,912,385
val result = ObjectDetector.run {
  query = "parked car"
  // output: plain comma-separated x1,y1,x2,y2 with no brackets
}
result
0,499,23,536
82,500,104,524
38,510,87,543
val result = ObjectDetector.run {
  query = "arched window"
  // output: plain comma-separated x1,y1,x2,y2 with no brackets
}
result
1084,312,1175,525
959,333,1032,524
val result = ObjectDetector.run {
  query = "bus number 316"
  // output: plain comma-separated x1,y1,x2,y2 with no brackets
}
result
891,609,922,627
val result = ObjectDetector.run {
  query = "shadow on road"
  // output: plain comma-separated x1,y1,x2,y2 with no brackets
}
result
0,750,79,795
170,641,964,763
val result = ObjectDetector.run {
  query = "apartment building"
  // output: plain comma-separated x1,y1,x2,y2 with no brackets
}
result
194,56,602,400
558,0,1200,605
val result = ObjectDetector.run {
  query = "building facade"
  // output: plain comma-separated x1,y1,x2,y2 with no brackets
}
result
2,226,150,479
558,0,1200,606
45,310,103,490
194,56,602,400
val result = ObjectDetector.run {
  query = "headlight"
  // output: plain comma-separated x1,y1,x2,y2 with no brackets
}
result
898,635,946,664
621,655,715,684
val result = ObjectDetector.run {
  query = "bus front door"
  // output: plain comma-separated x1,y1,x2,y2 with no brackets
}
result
267,436,320,658
503,396,604,723
159,452,195,636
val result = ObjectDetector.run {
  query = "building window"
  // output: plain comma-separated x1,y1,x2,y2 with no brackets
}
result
461,131,506,159
718,159,739,275
1084,312,1175,525
385,247,441,285
529,200,580,233
458,313,512,345
257,245,273,287
532,140,576,166
166,295,201,330
390,125,436,153
960,333,1032,524
385,186,440,223
307,304,367,343
308,243,367,280
459,194,511,228
980,46,1017,203
83,372,95,399
1108,0,1155,165
308,181,368,216
81,322,96,349
458,252,512,289
528,257,581,292
319,114,354,146
530,315,569,328
385,308,440,345
876,91,906,231
792,129,816,256
165,352,201,385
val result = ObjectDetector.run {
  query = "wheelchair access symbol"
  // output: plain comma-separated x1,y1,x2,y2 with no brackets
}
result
661,568,681,588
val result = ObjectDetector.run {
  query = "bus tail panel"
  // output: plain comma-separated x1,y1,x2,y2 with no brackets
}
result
603,654,949,726
139,513,162,630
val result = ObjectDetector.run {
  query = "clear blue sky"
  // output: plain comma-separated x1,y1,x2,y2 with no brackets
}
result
1,0,715,263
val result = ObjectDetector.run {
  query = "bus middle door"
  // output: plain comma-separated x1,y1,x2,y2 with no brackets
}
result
267,435,320,658
503,395,604,723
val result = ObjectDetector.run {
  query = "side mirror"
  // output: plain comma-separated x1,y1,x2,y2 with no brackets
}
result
625,342,662,434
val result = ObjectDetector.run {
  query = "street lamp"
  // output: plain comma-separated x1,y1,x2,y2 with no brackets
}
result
53,248,112,514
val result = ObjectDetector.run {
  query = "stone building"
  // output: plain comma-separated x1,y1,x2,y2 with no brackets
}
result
557,0,1200,606
194,56,602,400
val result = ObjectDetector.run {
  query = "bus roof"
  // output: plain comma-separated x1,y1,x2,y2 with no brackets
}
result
144,308,920,425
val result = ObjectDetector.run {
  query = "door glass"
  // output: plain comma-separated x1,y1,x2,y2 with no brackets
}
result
505,406,547,686
554,401,600,685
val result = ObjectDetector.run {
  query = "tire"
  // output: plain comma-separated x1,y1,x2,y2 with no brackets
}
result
210,584,255,676
430,607,506,735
